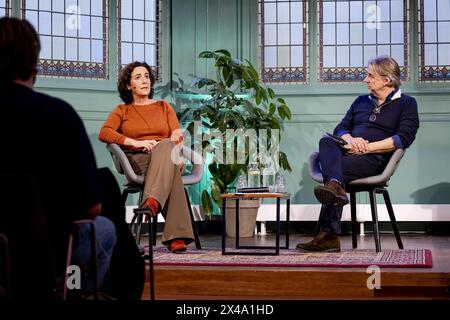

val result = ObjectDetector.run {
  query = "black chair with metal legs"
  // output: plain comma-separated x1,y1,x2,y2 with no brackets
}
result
308,148,406,252
63,220,99,301
107,143,203,248
0,233,11,300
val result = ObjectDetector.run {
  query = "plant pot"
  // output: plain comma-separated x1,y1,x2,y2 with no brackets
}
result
224,199,260,237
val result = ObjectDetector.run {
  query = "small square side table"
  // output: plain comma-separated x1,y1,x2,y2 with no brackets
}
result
221,193,290,256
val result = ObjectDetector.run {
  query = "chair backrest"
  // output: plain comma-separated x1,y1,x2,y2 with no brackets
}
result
106,143,204,186
308,148,406,186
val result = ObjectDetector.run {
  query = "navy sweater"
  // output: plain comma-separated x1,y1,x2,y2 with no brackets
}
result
334,89,420,149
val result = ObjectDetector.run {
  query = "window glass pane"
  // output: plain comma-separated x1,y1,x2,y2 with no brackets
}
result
277,2,290,23
264,24,277,46
378,22,390,43
391,45,404,65
350,1,363,22
291,45,303,67
378,0,390,21
264,3,276,23
26,10,38,29
121,19,132,42
364,24,376,44
39,11,51,35
437,0,450,20
121,42,132,64
336,23,349,45
145,21,156,44
350,23,363,44
323,46,335,67
336,1,349,23
323,24,335,45
27,0,38,10
92,0,103,16
79,38,90,61
377,45,391,56
424,21,437,43
350,45,363,67
133,43,144,61
364,45,377,62
424,44,437,65
423,0,436,21
52,36,65,60
277,24,290,45
40,0,51,11
79,15,91,38
390,22,403,43
323,1,335,23
133,20,145,43
121,0,133,19
438,44,450,65
337,46,349,67
290,1,302,23
80,0,91,15
146,0,156,20
290,24,303,45
65,38,78,61
52,0,65,13
134,0,145,20
437,22,450,42
91,16,103,39
40,35,52,59
277,46,290,67
52,13,65,37
264,47,277,68
91,39,103,63
390,0,404,21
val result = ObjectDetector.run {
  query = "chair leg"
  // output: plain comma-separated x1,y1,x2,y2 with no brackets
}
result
152,214,158,246
350,192,358,249
147,219,155,300
368,190,381,252
382,190,404,249
184,188,202,249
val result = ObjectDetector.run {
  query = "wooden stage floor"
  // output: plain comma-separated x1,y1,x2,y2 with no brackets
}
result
141,233,450,300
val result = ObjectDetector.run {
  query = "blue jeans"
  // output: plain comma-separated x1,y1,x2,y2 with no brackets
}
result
71,216,117,292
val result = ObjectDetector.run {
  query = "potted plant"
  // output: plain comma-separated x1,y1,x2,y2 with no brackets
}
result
184,49,292,236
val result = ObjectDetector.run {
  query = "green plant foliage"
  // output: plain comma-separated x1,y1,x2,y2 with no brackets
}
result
185,49,293,215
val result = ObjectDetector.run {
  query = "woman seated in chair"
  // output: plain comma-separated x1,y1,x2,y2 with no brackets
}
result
297,56,419,253
99,61,193,253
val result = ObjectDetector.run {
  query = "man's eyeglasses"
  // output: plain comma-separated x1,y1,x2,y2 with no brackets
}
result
369,106,382,122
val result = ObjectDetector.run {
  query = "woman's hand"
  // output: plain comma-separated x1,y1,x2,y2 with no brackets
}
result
129,139,159,153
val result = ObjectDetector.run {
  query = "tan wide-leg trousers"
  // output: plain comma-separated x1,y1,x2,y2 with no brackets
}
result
126,139,194,245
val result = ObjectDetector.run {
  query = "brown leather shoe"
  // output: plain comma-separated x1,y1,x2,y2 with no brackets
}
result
296,230,341,252
314,180,349,206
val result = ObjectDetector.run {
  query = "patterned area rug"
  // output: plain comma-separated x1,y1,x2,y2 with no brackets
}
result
150,247,432,268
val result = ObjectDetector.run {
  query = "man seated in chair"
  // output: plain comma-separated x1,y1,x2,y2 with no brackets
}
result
297,56,419,253
0,17,117,298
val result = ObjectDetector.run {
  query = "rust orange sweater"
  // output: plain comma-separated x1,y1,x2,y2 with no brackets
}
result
98,100,181,149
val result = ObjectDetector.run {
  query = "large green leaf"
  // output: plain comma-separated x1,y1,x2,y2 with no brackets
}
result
201,190,214,216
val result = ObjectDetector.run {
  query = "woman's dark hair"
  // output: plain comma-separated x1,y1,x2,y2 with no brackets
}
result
0,17,41,84
117,61,155,104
